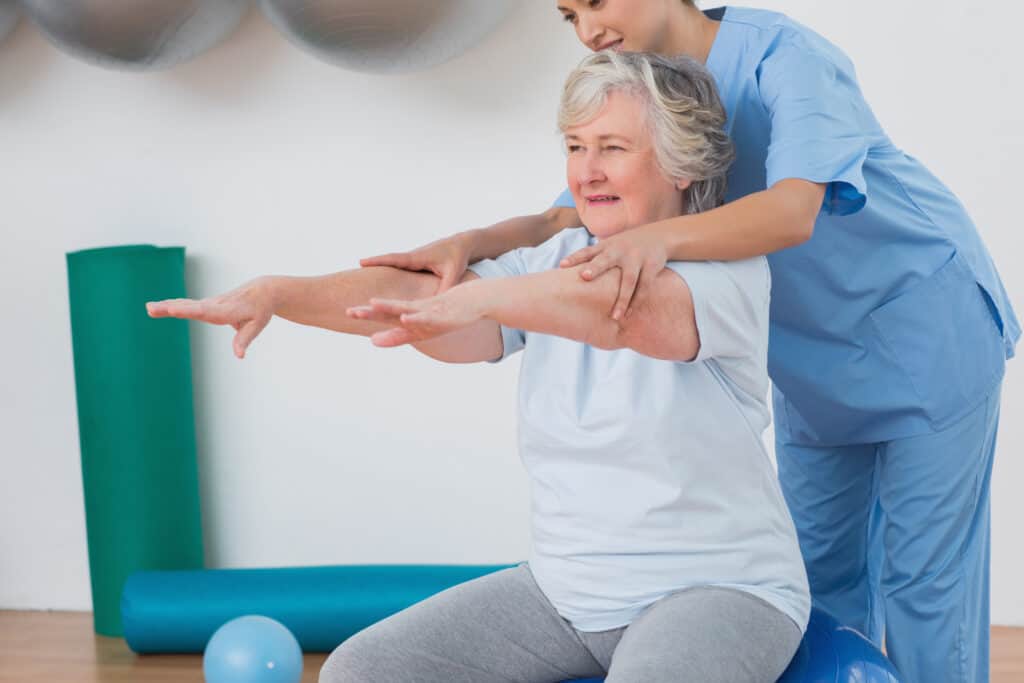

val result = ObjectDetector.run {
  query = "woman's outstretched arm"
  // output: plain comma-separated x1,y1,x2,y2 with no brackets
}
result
145,266,502,363
352,263,704,362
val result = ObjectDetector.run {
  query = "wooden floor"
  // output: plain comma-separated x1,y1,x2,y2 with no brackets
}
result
2,610,1023,682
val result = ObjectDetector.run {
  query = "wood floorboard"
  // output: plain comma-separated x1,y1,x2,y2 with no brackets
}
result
2,610,1022,682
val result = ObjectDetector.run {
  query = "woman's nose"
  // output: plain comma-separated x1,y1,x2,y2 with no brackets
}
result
578,152,607,185
576,15,606,51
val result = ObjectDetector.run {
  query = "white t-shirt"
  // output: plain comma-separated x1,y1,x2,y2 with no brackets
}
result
469,227,810,632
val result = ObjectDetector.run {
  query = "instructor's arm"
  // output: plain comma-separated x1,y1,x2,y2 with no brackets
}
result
360,205,581,289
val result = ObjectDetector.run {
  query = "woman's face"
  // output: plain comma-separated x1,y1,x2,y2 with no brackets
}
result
565,90,689,239
556,0,680,53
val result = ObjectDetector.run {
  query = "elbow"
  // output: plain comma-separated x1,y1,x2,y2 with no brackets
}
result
786,198,818,246
585,319,627,351
788,219,814,247
771,179,824,248
543,205,583,231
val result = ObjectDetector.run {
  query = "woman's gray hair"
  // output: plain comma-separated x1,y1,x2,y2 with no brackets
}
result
558,50,734,214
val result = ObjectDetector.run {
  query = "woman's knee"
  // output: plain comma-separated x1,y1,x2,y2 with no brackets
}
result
606,587,802,683
318,630,387,683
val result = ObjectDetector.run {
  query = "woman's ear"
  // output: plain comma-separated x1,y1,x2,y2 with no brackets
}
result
676,177,693,191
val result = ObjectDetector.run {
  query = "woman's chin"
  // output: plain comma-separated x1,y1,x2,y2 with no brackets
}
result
587,223,631,240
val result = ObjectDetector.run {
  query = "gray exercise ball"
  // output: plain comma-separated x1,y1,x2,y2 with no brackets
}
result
19,0,250,71
260,0,515,74
0,2,18,45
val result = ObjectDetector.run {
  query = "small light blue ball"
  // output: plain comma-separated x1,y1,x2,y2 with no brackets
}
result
203,615,303,683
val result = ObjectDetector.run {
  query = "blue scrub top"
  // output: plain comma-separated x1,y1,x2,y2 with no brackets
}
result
553,6,1020,446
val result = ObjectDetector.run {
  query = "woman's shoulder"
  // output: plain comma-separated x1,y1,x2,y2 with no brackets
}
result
508,226,593,274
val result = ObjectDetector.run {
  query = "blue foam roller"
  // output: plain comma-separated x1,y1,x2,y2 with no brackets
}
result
122,564,514,653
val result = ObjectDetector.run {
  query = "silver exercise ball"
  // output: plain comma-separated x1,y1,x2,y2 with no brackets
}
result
19,0,250,71
260,0,515,74
0,2,18,45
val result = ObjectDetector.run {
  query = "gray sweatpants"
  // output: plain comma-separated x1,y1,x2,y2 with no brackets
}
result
319,563,802,683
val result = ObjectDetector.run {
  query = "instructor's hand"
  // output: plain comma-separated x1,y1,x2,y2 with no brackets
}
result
359,232,476,294
559,222,668,321
145,277,276,359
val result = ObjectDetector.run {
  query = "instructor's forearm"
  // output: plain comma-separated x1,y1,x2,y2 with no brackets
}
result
267,267,438,336
463,207,580,262
657,181,821,261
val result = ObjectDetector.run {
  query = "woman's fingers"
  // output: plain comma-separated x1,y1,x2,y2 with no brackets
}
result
146,298,211,321
368,298,419,316
232,318,268,359
370,326,418,348
145,299,184,318
560,244,601,268
346,304,400,324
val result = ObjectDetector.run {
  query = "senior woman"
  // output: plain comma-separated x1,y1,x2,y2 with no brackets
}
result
363,4,1019,682
148,52,809,682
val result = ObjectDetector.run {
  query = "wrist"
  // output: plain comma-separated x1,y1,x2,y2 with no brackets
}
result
459,277,499,321
257,275,287,315
656,214,690,260
456,229,483,263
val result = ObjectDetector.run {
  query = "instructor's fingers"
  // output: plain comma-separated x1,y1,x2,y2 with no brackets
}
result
436,266,460,293
560,244,601,268
626,267,660,320
612,266,640,321
360,252,415,269
580,253,618,281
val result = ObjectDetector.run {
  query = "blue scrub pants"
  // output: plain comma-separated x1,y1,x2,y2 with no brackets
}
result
776,385,1001,683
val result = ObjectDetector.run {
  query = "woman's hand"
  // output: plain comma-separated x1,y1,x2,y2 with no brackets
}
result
559,223,669,320
145,277,276,359
346,285,486,348
360,232,477,293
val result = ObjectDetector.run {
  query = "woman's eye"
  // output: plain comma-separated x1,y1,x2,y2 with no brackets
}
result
589,0,602,8
605,146,624,152
562,13,576,23
567,145,583,153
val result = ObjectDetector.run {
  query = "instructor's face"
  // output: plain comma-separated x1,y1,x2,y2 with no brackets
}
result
556,0,675,53
565,90,689,239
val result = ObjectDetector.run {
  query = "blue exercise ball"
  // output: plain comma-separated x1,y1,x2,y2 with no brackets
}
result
561,608,900,683
777,608,901,683
203,615,303,683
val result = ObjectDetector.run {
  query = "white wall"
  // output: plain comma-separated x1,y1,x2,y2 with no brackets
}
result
1,1,1021,625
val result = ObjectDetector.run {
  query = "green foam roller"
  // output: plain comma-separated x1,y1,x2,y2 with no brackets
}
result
66,245,204,637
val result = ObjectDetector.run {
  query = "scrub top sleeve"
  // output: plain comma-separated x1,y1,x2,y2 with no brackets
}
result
663,257,770,364
551,188,576,208
759,44,870,216
468,250,528,362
